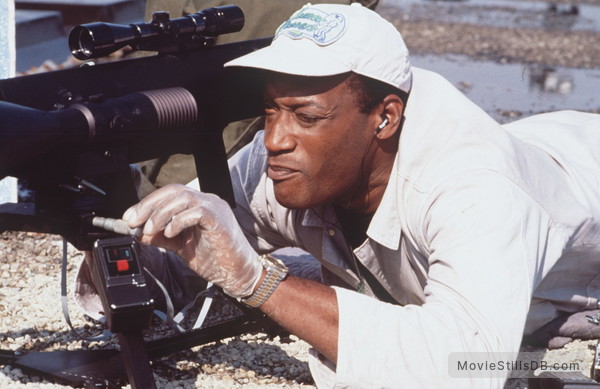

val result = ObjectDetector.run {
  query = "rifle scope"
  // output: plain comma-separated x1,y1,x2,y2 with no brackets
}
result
69,5,245,60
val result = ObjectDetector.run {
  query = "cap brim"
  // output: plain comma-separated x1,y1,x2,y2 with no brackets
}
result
225,38,351,77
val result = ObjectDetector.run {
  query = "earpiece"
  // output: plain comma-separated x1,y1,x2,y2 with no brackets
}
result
375,117,389,134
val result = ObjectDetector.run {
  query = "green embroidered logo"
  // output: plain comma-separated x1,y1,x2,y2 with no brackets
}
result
275,6,347,46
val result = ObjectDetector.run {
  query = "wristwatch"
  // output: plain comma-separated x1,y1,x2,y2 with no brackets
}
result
241,254,288,308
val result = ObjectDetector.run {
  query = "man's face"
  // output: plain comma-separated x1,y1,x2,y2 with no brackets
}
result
263,73,378,210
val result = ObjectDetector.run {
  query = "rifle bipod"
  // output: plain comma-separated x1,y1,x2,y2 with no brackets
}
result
0,299,284,388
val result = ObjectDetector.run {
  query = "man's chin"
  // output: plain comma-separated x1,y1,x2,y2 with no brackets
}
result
273,186,317,210
274,194,309,210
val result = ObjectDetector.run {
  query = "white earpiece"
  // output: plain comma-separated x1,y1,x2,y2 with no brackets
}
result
375,117,389,134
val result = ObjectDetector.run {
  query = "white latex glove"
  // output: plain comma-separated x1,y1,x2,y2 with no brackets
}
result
122,183,262,298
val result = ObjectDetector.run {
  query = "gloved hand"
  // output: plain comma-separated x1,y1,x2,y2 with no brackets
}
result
122,183,263,298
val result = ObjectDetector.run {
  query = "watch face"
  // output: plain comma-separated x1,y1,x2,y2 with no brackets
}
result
263,255,289,272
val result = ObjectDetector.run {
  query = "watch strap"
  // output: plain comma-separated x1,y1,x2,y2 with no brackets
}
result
241,254,288,308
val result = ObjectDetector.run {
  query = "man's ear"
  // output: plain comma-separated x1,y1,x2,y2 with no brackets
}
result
374,94,404,139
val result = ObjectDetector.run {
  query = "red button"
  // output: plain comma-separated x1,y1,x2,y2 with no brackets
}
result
116,260,130,272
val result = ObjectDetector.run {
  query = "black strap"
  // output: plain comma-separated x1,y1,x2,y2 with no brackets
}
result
60,239,111,341
332,205,401,305
354,257,400,305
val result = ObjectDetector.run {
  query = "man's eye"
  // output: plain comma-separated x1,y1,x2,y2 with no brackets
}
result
297,114,322,124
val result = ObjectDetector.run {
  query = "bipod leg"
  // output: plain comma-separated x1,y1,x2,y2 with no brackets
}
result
117,332,156,389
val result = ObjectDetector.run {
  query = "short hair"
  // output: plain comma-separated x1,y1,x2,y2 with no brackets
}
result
346,72,410,114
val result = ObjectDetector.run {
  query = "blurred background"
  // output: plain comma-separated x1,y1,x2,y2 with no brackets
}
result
7,0,600,121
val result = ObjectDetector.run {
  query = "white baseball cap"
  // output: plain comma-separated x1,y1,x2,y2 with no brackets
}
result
225,2,412,94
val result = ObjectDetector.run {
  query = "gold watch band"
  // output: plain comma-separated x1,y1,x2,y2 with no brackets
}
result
241,254,288,308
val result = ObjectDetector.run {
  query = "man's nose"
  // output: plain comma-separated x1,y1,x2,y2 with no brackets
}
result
264,114,296,154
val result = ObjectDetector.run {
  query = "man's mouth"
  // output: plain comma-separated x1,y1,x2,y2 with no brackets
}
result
267,164,299,181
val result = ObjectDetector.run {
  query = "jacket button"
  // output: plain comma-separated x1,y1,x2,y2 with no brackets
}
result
328,229,335,236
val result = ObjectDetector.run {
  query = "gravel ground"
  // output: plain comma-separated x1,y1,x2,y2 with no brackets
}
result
0,231,316,388
2,0,600,387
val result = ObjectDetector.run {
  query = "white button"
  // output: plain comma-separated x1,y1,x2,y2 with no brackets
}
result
328,229,335,236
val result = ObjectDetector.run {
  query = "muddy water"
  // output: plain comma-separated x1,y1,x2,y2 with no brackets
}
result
412,53,600,122
401,0,600,32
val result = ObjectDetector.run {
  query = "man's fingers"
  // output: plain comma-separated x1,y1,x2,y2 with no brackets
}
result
123,184,186,227
138,230,181,254
164,207,208,238
163,195,232,238
122,184,225,241
141,196,191,235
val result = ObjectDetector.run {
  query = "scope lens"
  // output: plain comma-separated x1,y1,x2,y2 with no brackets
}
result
77,29,94,57
69,26,95,60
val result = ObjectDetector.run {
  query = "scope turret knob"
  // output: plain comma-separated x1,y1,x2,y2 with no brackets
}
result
151,11,171,32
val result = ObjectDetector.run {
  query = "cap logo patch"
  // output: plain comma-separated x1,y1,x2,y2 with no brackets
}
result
275,6,347,46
